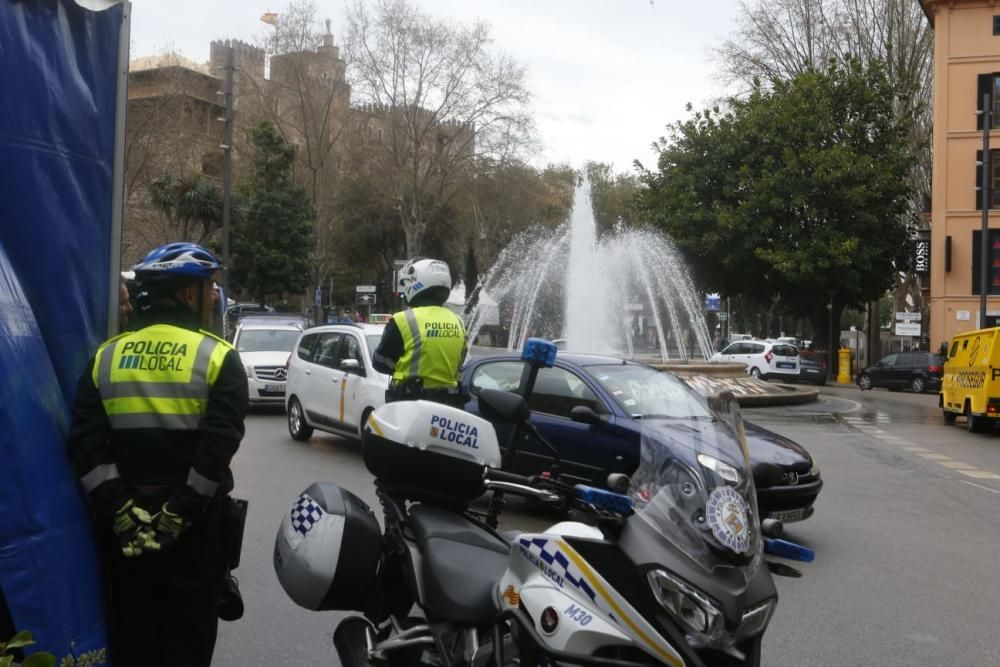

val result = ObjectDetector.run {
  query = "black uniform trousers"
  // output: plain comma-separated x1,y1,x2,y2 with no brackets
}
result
103,501,228,667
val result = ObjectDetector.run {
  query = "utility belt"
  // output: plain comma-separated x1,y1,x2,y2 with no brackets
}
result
386,377,467,408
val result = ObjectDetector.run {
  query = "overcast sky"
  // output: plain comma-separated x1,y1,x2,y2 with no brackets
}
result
130,0,743,173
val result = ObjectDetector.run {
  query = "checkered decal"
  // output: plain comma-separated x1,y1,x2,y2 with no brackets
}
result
291,494,324,536
519,537,598,603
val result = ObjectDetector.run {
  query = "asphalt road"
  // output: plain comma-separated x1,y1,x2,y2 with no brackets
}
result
214,384,1000,666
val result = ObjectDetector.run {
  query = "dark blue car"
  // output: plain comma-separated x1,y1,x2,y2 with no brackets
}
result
462,353,822,523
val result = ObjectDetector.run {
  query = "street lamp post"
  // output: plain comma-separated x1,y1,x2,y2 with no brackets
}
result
980,92,992,328
827,299,835,381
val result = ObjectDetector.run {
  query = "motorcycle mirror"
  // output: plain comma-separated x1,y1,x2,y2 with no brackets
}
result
478,388,531,424
606,473,630,494
521,338,557,368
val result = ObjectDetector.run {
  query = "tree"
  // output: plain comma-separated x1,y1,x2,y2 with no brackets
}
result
231,120,314,304
586,161,642,236
344,0,535,257
147,171,224,246
638,59,918,357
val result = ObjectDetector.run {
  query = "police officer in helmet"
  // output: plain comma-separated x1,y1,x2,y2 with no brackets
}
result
67,242,248,667
373,257,468,407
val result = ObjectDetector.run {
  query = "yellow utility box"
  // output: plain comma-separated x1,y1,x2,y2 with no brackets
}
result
941,326,1000,433
837,348,852,384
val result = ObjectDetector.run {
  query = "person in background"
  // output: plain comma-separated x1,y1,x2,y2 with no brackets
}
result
119,279,134,332
67,242,248,667
373,257,467,408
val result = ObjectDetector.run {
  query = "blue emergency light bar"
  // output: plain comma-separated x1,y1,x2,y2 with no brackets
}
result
574,484,633,514
763,537,815,562
521,338,557,367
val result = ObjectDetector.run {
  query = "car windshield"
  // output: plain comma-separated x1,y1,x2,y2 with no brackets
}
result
235,329,300,353
583,364,713,419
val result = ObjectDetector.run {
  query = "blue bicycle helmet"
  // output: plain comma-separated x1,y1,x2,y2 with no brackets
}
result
133,242,222,281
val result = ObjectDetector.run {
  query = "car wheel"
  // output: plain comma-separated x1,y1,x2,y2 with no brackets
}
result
288,397,313,441
943,410,957,424
910,376,926,394
749,367,762,379
967,404,983,434
857,373,872,390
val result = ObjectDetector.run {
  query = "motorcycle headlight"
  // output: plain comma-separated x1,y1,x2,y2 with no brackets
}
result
697,453,742,484
243,364,256,379
647,569,724,645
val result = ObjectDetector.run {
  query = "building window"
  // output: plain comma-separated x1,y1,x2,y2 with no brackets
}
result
971,229,1000,295
976,73,1000,128
994,15,1000,35
974,149,1000,209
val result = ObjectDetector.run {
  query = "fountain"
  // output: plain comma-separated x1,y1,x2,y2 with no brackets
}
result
465,178,715,362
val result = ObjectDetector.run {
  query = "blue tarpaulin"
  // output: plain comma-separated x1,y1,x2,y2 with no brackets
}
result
0,0,127,660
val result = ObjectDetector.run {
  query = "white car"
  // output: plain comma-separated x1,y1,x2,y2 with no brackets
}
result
232,321,304,404
285,323,389,441
710,340,800,381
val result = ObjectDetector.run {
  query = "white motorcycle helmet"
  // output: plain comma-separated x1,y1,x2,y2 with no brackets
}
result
274,482,382,611
398,257,452,303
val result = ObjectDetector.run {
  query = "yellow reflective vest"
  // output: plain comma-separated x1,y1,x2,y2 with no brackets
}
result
92,324,233,430
392,306,467,389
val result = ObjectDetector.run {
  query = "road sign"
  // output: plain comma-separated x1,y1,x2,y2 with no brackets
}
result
357,293,376,306
705,294,721,311
895,322,920,336
895,311,921,322
356,285,376,293
718,312,729,321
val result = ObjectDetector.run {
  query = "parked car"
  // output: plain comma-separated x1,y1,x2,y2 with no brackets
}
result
232,321,304,405
461,353,822,522
709,340,801,381
285,323,389,441
797,350,828,386
857,351,945,393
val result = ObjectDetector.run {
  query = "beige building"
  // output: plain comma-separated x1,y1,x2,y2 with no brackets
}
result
924,0,1000,345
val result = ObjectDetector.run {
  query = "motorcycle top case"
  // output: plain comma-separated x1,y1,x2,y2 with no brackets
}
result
363,400,500,502
274,482,382,611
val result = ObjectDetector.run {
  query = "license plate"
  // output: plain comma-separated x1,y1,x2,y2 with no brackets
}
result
264,384,285,393
769,508,807,522
776,362,795,369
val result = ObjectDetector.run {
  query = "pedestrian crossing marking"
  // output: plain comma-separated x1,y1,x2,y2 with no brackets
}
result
939,461,979,470
915,453,952,461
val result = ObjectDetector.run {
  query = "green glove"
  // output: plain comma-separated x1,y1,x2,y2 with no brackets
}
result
149,503,189,551
111,500,158,558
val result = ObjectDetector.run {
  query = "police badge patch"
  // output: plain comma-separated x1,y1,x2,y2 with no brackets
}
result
706,486,751,554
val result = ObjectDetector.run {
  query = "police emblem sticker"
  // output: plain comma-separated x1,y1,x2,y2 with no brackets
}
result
706,486,751,553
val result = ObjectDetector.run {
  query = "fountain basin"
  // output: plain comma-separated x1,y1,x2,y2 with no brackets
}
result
651,362,819,407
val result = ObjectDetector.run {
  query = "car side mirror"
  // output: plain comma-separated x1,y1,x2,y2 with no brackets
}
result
570,405,604,425
339,359,362,374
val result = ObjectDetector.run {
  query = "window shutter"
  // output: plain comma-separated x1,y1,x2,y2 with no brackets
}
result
978,74,993,130
973,230,983,295
977,149,985,210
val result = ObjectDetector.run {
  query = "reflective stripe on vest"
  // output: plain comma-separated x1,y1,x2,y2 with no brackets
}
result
392,306,466,388
93,324,231,430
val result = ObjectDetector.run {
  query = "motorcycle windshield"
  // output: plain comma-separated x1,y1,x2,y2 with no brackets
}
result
628,378,762,583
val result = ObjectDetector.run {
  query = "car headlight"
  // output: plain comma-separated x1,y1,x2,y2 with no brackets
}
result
243,364,255,379
809,464,820,478
647,569,724,646
697,453,741,484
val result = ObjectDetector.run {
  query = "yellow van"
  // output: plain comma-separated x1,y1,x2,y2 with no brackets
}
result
940,326,1000,432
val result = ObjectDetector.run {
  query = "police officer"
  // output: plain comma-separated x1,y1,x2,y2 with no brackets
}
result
373,257,468,407
67,242,248,667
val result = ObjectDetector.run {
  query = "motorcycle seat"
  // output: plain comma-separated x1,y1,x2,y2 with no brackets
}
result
409,504,510,625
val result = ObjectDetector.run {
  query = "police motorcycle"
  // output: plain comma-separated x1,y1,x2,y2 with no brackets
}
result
274,339,813,666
